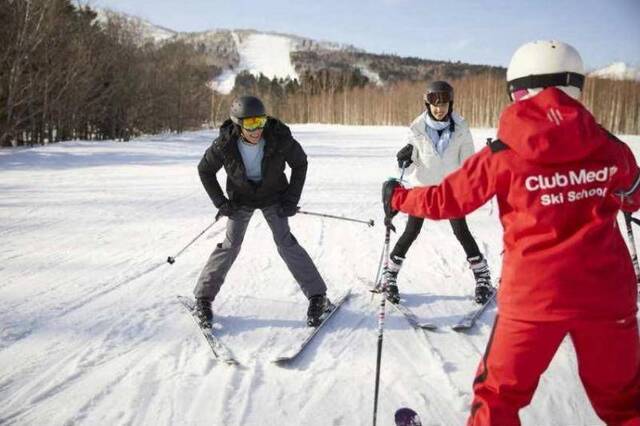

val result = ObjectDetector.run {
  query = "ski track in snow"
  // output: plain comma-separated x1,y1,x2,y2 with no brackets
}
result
0,125,638,425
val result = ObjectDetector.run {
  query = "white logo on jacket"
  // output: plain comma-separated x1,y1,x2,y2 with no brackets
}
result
525,166,618,206
525,167,612,191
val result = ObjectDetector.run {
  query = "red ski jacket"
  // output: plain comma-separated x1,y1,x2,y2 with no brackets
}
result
391,87,640,321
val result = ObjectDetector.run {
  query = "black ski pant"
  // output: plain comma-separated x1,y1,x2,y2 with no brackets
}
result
389,215,481,260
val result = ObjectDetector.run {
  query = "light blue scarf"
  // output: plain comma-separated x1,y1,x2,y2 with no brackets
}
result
425,113,452,157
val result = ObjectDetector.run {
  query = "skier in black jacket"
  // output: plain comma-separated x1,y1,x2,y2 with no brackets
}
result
194,96,330,327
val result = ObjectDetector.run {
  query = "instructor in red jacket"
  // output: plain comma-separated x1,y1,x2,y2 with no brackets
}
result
383,40,640,425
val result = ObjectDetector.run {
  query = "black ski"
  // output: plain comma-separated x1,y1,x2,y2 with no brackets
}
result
272,290,351,365
451,290,496,332
395,407,422,426
177,295,239,365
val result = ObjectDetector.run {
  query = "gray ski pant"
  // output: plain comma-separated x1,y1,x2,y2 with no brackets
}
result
194,204,327,301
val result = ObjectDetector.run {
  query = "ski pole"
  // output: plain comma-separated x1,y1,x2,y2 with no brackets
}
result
623,212,640,285
297,209,375,227
373,224,392,426
166,216,221,264
399,161,408,182
372,238,386,295
373,162,406,425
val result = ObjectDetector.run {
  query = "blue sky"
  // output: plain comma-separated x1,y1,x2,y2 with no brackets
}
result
91,0,639,70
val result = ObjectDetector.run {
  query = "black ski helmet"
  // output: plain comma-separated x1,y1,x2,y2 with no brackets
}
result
229,96,266,125
424,80,454,120
425,81,454,104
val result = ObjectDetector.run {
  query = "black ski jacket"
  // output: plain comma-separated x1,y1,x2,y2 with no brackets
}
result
198,118,308,209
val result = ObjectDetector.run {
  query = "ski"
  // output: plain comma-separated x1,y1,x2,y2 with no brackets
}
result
452,290,497,332
177,295,239,365
395,407,423,426
272,290,351,365
387,298,438,331
359,278,437,330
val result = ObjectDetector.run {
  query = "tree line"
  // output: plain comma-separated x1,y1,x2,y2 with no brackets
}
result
1,0,212,147
2,0,638,148
222,71,640,135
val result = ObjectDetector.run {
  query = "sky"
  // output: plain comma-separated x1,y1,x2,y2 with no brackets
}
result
88,0,640,70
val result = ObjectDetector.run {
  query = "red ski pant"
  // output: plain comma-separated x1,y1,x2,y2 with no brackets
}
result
467,314,640,426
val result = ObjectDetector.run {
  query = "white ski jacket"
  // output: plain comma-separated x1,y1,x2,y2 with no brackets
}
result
404,111,475,186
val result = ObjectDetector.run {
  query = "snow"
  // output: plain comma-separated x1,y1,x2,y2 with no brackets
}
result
240,34,300,82
589,62,640,81
95,9,177,42
212,32,299,94
211,67,240,95
357,65,383,86
0,126,639,425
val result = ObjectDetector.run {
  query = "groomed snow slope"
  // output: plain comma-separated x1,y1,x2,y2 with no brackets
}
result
0,126,638,426
213,32,299,94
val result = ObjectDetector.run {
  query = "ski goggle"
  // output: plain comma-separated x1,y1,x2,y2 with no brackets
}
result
240,115,267,131
424,91,452,105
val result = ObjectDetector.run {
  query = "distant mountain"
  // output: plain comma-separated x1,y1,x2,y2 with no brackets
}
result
174,29,365,94
589,62,640,81
94,8,504,94
95,9,177,42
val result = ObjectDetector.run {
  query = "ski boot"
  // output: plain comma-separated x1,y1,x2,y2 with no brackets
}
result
194,297,213,328
468,255,494,305
381,255,404,304
306,294,333,327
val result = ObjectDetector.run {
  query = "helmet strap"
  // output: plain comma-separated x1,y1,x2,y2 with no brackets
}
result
507,72,584,96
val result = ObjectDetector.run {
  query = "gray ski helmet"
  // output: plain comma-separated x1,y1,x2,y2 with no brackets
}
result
229,96,266,125
424,80,454,105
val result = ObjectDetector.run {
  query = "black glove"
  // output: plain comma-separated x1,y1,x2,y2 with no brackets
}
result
382,179,402,231
396,144,413,168
216,199,239,219
277,202,299,218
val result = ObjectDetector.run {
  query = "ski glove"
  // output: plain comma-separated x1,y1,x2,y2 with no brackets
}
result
216,199,239,220
396,144,413,168
277,202,300,218
382,179,402,232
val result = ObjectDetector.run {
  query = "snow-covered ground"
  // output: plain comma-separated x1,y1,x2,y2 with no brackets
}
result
0,126,638,426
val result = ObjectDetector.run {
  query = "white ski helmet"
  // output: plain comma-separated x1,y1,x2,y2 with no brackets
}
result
506,40,585,101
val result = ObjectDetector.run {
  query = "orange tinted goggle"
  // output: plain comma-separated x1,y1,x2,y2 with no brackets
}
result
241,116,267,131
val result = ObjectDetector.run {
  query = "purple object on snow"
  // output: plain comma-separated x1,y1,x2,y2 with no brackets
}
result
394,407,422,426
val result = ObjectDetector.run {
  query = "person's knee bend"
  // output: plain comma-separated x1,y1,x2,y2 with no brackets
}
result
274,232,298,248
221,237,244,249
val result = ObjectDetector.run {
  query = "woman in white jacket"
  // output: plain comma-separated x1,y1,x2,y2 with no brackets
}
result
383,81,493,305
